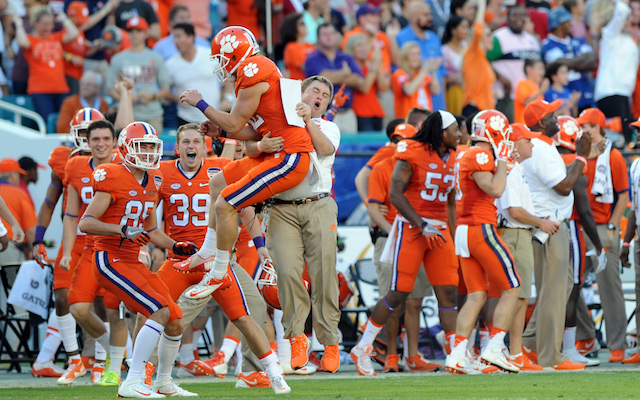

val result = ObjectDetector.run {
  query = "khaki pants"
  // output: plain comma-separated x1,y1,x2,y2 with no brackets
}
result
500,228,534,299
522,223,572,367
267,196,341,345
373,236,432,299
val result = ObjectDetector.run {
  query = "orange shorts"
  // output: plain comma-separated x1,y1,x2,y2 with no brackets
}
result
53,236,85,290
390,221,458,293
92,251,182,322
457,256,467,295
221,152,310,210
68,246,106,305
459,224,520,294
235,239,260,279
568,220,585,285
156,259,250,322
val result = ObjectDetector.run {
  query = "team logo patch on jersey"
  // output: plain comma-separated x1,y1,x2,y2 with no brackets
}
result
93,169,106,182
154,175,162,190
129,190,138,197
476,152,489,165
81,177,90,183
207,167,221,178
243,62,259,77
429,163,438,169
171,183,181,190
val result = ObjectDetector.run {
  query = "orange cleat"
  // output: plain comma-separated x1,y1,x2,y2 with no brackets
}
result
576,338,600,356
32,360,64,378
57,358,87,385
552,360,586,371
405,353,440,372
290,334,309,370
522,345,538,364
609,349,625,363
508,354,543,372
177,360,213,377
622,353,640,364
321,344,340,373
235,371,271,388
383,353,400,373
203,350,228,378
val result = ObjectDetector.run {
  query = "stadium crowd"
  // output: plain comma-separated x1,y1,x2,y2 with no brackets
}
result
0,0,640,398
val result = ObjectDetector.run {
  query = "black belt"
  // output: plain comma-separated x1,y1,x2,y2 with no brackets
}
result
272,193,331,206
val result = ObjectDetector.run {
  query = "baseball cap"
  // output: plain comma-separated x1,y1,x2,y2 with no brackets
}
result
356,4,381,20
524,99,561,128
548,7,573,31
67,1,89,25
0,159,26,175
576,108,606,128
101,25,123,48
18,156,45,171
391,123,418,139
126,16,149,32
510,123,540,141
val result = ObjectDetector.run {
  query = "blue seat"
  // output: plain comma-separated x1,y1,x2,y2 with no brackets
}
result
47,112,59,134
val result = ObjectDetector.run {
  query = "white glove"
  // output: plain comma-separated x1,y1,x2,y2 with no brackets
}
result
596,250,607,274
496,141,513,162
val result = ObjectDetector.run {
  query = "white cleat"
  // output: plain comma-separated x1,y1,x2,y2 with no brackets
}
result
153,379,198,397
481,344,520,373
350,345,376,376
281,359,317,375
269,375,291,395
446,351,499,375
563,348,601,367
185,272,231,299
118,378,166,398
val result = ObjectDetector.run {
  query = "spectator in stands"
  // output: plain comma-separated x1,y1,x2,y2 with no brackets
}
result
396,2,447,113
99,25,131,63
344,33,389,132
485,0,507,31
305,22,364,134
17,156,43,207
461,0,496,117
302,0,327,44
0,158,36,263
487,5,541,122
442,16,470,115
593,0,639,146
563,0,589,40
428,0,452,38
392,42,440,119
14,7,79,128
544,61,581,116
226,0,261,44
57,71,109,133
541,6,596,111
107,17,170,133
514,59,548,124
281,13,315,81
167,22,233,125
173,0,212,39
114,0,161,41
63,2,90,95
153,5,209,61
451,0,476,21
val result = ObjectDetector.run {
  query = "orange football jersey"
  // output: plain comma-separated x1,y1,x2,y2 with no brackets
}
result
235,55,314,154
158,158,230,258
48,146,73,185
456,147,498,226
90,163,162,259
394,139,455,222
366,143,395,169
368,157,398,225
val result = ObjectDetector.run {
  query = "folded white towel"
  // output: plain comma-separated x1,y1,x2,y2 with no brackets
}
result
454,225,470,258
591,140,614,204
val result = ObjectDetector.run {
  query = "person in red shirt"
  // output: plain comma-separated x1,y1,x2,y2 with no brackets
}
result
63,1,89,94
281,13,315,81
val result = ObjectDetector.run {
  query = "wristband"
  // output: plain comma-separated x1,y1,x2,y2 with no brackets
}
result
196,99,209,113
219,130,227,138
256,141,263,152
35,225,46,243
575,155,587,165
252,235,265,249
623,242,631,248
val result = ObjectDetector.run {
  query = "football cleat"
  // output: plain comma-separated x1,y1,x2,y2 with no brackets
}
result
91,361,105,384
118,378,165,398
552,360,586,371
522,345,538,364
508,354,543,372
57,358,87,385
481,344,519,373
623,353,640,364
173,255,212,273
563,348,600,367
446,351,499,375
321,344,340,373
235,371,271,388
405,353,440,372
99,370,121,386
609,349,625,363
152,379,198,397
31,360,64,378
186,272,232,299
203,350,228,378
177,360,213,377
576,338,601,356
269,374,291,395
350,345,377,377
290,334,309,370
383,354,400,373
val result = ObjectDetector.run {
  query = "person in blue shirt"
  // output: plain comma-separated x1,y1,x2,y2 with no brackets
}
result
544,61,581,117
396,2,447,112
153,5,210,61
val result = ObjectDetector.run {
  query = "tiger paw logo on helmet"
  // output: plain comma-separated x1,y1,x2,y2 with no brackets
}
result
562,120,579,136
220,34,240,54
476,152,489,165
489,115,506,133
243,62,259,77
93,168,107,182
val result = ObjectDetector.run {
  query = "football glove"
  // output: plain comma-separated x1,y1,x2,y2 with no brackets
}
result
33,242,50,268
120,225,150,247
173,241,198,257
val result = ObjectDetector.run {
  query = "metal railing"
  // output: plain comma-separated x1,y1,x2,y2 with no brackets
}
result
0,99,46,135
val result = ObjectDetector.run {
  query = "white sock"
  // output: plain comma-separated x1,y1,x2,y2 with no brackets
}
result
258,350,282,378
126,332,133,357
180,342,195,365
479,327,490,351
488,331,506,350
197,228,217,259
36,327,62,363
509,352,523,360
95,332,110,361
403,328,409,359
467,328,477,352
193,329,203,351
235,345,243,370
128,320,164,380
563,326,577,353
357,318,383,349
156,333,182,383
220,336,240,363
210,249,229,280
57,313,79,356
451,339,468,359
110,346,126,375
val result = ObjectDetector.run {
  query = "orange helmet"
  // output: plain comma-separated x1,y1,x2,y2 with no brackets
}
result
117,122,163,170
257,259,310,309
337,271,354,309
210,26,260,82
70,108,106,151
471,109,512,151
555,115,582,151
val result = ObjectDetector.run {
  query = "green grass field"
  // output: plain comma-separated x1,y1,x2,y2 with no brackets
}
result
0,371,637,400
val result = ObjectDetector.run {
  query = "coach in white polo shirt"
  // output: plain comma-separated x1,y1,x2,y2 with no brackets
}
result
496,123,560,371
519,99,592,370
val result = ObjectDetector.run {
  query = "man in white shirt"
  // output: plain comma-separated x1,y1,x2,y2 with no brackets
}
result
496,123,559,371
166,23,233,126
519,99,592,370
